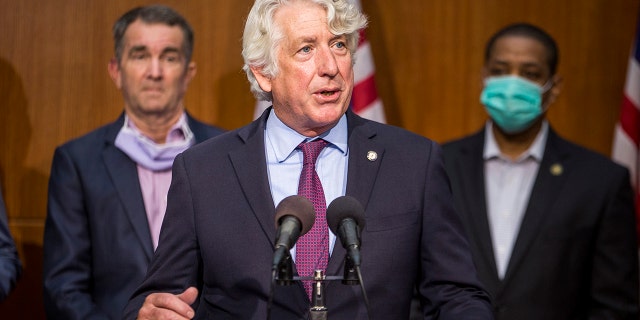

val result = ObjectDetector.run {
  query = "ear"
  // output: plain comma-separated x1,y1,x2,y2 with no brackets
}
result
480,66,489,87
546,74,563,105
480,66,489,79
183,61,197,89
249,66,273,93
108,58,122,89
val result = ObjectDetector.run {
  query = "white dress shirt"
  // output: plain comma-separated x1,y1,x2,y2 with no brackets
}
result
484,121,548,278
264,109,349,260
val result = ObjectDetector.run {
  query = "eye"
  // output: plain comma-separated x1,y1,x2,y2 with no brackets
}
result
299,46,312,54
488,67,507,76
131,52,148,60
163,54,181,63
522,71,542,81
332,39,349,52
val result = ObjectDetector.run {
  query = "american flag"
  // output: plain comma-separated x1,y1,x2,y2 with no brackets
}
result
253,0,386,123
612,13,640,238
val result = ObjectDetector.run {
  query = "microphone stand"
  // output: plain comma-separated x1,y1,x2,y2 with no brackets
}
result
268,253,294,320
309,270,328,320
276,254,294,286
341,255,359,285
272,262,371,320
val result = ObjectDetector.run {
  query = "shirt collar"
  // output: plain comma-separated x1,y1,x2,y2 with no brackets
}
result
124,112,192,144
483,120,548,162
265,108,348,163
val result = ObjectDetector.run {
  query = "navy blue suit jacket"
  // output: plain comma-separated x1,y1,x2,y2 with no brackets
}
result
0,182,21,302
123,109,492,320
43,112,224,319
443,127,639,320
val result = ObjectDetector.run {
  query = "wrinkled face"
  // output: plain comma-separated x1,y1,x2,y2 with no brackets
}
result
252,1,354,137
483,35,559,106
108,20,195,119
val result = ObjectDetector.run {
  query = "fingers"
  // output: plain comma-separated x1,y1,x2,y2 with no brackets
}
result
137,288,198,320
178,287,199,305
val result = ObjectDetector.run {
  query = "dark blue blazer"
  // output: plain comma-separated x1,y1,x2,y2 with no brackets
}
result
443,127,639,320
43,112,224,320
123,108,493,320
0,182,21,302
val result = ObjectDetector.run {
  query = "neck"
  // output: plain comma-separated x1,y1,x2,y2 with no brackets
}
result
492,119,542,160
272,108,338,138
126,109,183,144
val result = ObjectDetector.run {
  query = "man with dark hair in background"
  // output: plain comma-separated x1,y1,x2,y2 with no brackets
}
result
42,5,224,319
442,22,639,319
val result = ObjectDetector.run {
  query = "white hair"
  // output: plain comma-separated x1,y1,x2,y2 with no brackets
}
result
241,0,368,101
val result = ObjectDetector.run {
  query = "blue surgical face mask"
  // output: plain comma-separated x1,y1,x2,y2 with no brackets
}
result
480,75,552,134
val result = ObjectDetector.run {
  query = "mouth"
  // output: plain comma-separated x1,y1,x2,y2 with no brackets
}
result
143,86,164,93
315,88,341,101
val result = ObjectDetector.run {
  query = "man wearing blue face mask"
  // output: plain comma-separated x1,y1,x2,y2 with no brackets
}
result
442,23,639,319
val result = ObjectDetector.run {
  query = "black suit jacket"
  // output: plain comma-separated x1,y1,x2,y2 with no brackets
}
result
43,112,224,320
123,109,493,319
443,127,639,320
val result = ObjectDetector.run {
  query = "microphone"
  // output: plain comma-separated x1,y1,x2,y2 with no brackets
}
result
272,195,315,270
327,196,366,267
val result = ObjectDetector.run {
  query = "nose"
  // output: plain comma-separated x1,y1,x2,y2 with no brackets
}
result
316,46,339,77
147,58,163,79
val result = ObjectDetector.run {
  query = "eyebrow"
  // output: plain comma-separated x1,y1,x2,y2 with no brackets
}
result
491,60,543,69
293,35,317,45
160,47,181,56
127,45,148,55
126,45,182,56
293,31,346,43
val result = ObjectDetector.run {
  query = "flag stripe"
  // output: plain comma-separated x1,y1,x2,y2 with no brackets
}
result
355,99,386,124
348,0,386,123
353,41,375,84
613,124,638,186
620,95,640,147
624,57,640,108
358,29,367,48
612,11,640,242
351,75,379,113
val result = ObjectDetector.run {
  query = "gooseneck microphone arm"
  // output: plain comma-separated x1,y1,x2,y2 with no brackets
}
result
327,196,371,320
267,195,315,320
271,196,315,271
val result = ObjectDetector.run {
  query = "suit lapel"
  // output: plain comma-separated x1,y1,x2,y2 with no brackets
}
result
501,130,569,285
232,109,311,303
103,116,154,260
454,131,501,289
326,112,383,277
228,113,277,249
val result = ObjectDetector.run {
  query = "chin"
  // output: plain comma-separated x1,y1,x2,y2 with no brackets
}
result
314,108,344,122
142,100,171,110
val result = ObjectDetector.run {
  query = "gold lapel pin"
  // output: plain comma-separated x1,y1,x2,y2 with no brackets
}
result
366,151,378,162
550,163,563,176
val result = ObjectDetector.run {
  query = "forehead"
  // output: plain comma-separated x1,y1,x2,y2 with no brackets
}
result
123,20,185,50
488,35,549,68
273,1,329,41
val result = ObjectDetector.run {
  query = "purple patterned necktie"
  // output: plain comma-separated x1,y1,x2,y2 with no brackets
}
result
295,139,329,300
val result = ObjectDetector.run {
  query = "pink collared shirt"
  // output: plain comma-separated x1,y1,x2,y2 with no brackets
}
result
128,114,191,250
